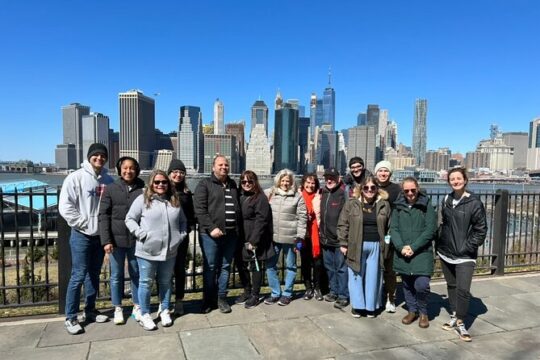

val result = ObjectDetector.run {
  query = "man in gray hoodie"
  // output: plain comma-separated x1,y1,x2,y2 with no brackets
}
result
59,143,113,335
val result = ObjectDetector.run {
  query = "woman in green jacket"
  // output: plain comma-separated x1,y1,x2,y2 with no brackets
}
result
390,177,437,328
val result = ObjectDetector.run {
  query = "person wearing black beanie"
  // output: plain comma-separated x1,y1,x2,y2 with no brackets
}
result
343,157,371,197
167,158,195,315
87,143,109,161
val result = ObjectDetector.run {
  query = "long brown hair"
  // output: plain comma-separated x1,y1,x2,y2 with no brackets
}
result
144,170,179,208
353,175,388,201
240,170,263,195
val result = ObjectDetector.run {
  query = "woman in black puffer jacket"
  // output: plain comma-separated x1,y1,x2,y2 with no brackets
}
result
437,167,487,342
99,157,145,325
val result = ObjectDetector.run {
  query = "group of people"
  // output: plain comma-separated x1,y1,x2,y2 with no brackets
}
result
59,143,487,343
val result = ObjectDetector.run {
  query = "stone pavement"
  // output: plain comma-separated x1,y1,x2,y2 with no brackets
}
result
1,273,539,360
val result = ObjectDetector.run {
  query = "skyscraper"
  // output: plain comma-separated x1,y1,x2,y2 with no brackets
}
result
213,98,224,135
323,70,336,130
82,112,110,167
274,103,299,173
119,90,155,169
61,103,90,166
317,130,339,170
203,134,237,173
503,132,528,169
226,122,245,173
251,100,269,136
412,99,428,167
177,106,203,171
245,124,272,175
298,117,310,173
357,113,367,126
348,126,376,170
366,104,380,128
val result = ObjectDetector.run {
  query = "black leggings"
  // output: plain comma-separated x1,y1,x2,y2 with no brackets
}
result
441,260,475,320
173,238,189,300
300,239,324,290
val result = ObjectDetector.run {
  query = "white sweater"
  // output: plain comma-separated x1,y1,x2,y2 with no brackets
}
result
59,161,114,236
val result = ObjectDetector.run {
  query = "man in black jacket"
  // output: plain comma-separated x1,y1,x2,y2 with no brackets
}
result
194,155,242,314
320,168,349,309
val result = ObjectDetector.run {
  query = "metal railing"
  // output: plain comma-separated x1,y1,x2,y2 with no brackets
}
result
1,187,539,312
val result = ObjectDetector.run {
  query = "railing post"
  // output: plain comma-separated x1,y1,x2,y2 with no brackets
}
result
57,216,71,315
492,189,509,276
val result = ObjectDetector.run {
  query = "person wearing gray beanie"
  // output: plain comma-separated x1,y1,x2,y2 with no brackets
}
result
374,160,401,314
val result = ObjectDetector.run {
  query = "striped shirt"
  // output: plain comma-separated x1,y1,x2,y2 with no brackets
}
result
224,188,236,230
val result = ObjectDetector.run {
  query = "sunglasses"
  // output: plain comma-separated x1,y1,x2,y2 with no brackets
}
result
241,180,254,185
362,185,377,192
403,189,417,194
153,180,169,185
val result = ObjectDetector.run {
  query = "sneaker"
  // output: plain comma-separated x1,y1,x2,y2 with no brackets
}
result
264,296,280,305
366,311,376,318
131,305,142,322
442,315,458,331
324,293,338,302
217,297,232,313
160,309,173,327
113,306,124,325
174,300,184,316
244,295,260,309
201,300,217,314
351,308,362,318
314,288,324,301
303,288,314,300
455,321,472,342
385,301,396,313
81,309,108,323
65,318,84,335
139,313,157,331
334,298,350,309
235,291,251,305
278,296,292,306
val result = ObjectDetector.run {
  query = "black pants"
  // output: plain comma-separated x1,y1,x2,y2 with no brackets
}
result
441,259,475,320
243,261,263,296
234,244,251,291
300,239,324,291
174,237,189,300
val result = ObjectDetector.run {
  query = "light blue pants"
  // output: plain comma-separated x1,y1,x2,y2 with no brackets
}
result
348,241,382,311
266,243,297,297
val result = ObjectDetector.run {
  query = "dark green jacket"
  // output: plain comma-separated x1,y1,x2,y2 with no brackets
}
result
337,192,391,274
390,192,437,276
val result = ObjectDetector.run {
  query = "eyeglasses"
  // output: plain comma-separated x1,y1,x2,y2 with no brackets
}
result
403,189,417,194
153,180,169,185
362,185,377,192
241,180,254,185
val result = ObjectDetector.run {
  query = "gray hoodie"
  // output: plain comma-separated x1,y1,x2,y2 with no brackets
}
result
125,194,187,261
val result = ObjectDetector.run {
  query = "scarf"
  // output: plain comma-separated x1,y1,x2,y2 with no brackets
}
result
302,190,320,258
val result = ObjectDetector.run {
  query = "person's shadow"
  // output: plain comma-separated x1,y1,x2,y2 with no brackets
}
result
427,289,488,328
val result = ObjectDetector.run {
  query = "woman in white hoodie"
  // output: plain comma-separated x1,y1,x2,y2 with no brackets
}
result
125,170,187,330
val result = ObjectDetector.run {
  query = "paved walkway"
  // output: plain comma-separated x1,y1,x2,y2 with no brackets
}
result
1,273,539,360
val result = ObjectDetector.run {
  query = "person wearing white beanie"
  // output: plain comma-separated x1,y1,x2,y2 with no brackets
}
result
374,160,401,314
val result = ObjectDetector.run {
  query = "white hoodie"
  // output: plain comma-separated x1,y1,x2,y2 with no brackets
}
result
59,160,114,236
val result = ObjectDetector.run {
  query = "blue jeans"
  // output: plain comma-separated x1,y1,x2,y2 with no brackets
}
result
401,274,430,315
65,229,105,320
109,246,139,307
137,257,176,316
199,232,237,299
322,246,349,299
348,241,382,311
266,243,297,298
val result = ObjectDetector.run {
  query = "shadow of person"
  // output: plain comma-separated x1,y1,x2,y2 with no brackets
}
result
429,290,488,327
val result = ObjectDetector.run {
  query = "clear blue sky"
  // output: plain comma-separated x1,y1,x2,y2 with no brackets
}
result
1,0,538,163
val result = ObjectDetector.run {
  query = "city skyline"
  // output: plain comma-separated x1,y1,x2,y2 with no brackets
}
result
1,1,539,162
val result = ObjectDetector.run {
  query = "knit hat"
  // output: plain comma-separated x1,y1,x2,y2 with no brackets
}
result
374,160,393,174
349,156,364,168
87,143,108,160
167,159,187,174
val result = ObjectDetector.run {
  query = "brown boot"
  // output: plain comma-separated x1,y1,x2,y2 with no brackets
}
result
402,312,418,325
419,314,429,328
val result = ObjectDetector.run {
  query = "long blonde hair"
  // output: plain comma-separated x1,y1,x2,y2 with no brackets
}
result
144,170,180,208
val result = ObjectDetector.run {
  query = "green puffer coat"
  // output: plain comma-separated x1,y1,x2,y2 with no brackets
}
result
389,192,437,276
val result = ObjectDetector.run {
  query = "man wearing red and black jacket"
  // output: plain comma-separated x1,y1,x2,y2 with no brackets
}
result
319,168,349,309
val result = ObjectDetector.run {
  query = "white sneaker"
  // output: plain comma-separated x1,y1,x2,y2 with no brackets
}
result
113,306,124,325
160,308,173,327
385,301,396,313
139,313,157,331
131,305,142,322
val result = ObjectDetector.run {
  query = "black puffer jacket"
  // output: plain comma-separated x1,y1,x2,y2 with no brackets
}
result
194,174,242,235
240,192,275,261
99,177,145,248
437,191,487,260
